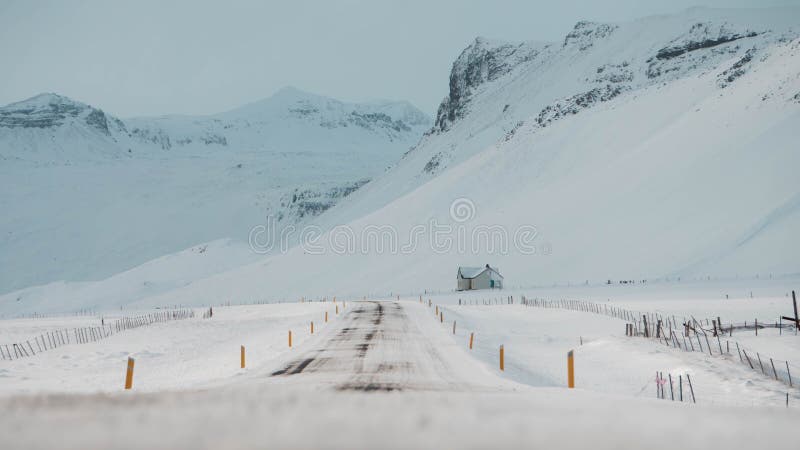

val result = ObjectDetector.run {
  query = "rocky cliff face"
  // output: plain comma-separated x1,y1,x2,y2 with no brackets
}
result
431,13,794,140
562,21,618,50
433,38,545,132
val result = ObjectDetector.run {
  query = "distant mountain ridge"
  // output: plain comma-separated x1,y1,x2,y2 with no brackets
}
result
0,93,121,133
0,88,430,294
0,87,430,162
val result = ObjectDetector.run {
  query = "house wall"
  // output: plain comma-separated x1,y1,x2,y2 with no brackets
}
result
457,269,503,291
469,271,503,290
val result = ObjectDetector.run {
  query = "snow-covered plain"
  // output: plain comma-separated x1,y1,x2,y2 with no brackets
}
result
431,294,800,408
1,297,799,449
2,279,798,403
0,302,341,395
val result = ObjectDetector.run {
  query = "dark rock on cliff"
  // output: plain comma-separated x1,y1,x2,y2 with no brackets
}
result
434,38,543,132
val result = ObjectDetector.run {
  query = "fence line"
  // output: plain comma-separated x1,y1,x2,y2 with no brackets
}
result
0,309,195,361
519,296,799,391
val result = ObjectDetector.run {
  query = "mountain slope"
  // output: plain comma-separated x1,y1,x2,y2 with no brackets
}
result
0,88,430,294
312,7,800,231
106,7,800,307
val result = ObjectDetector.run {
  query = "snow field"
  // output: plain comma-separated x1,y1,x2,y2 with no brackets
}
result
2,299,800,449
0,302,347,395
416,286,800,407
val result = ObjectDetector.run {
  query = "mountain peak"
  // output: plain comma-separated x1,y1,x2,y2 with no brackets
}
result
0,92,113,134
270,85,321,101
221,87,430,131
562,20,618,49
2,92,88,111
434,37,546,132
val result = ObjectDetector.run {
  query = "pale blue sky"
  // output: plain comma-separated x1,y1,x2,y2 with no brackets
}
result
0,0,796,117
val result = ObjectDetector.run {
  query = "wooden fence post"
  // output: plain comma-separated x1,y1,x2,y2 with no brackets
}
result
499,345,505,371
453,321,456,334
668,374,674,400
469,332,474,350
241,345,246,369
311,321,314,334
288,330,292,348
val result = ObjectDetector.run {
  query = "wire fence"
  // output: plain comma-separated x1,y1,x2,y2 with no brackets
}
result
0,309,195,360
520,296,800,391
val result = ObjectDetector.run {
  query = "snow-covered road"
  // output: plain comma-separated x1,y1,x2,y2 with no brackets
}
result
2,301,799,449
267,301,515,393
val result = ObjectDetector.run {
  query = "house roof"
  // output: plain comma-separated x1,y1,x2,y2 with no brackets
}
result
458,267,486,279
458,266,504,279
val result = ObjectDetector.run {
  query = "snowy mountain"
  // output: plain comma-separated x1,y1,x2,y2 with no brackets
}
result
0,93,129,162
322,7,800,224
2,6,799,314
0,87,430,163
83,6,799,309
0,88,430,294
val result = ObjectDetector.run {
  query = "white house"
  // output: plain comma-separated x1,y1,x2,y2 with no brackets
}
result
457,264,504,291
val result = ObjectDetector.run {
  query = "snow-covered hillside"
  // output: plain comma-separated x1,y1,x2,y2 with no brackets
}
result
318,7,800,227
0,88,430,294
2,7,799,314
105,6,800,307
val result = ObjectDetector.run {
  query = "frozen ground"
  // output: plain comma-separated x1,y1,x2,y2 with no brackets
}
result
1,300,799,449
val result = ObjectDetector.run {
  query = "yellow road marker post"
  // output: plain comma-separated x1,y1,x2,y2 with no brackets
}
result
567,350,575,388
124,357,135,389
